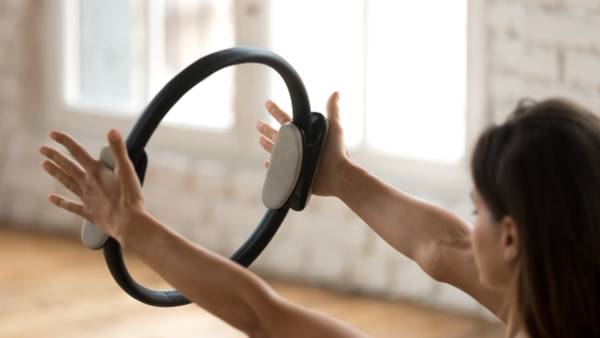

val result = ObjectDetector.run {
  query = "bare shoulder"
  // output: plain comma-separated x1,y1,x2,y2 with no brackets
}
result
429,234,509,322
258,295,370,338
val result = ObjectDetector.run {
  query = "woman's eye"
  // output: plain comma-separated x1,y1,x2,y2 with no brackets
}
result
471,209,478,216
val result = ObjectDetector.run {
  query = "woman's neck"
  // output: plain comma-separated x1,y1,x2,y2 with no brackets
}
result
509,330,529,338
506,305,529,338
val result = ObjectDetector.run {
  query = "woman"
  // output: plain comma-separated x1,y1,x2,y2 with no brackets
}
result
39,92,600,338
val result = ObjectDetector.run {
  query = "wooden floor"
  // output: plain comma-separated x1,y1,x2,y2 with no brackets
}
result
0,226,505,338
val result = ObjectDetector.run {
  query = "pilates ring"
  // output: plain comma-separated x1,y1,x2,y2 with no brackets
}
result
80,46,329,307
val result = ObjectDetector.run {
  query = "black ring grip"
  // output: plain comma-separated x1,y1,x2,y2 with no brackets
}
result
100,46,322,307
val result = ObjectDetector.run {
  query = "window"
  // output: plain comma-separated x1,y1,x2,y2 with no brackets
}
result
77,0,132,110
269,0,467,163
52,0,483,188
65,0,236,130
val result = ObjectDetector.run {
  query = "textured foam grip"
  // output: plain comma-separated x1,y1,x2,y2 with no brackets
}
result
81,146,114,250
262,123,303,209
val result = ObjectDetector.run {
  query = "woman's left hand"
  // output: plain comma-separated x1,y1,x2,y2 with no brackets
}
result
39,129,146,245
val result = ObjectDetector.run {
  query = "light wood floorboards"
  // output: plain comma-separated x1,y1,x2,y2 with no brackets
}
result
0,226,505,338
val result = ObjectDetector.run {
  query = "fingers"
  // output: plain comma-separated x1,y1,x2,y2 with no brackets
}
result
48,193,88,219
39,146,86,182
256,121,278,142
326,91,341,122
49,131,97,171
107,129,139,192
42,160,82,197
265,100,292,125
259,135,274,153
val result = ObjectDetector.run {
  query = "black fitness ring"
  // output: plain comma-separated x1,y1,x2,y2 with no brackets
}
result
100,46,328,307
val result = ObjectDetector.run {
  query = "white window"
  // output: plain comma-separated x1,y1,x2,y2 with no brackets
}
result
63,0,236,130
47,0,485,190
269,0,468,163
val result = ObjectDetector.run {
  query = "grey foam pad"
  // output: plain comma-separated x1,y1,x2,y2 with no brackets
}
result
262,123,303,209
81,146,113,250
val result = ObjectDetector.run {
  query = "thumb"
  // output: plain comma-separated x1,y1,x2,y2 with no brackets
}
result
326,91,341,122
107,129,138,189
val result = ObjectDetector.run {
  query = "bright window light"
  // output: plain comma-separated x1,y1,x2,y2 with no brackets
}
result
77,0,132,110
70,0,467,162
366,0,466,162
157,0,235,130
270,0,467,163
269,0,365,147
71,0,235,130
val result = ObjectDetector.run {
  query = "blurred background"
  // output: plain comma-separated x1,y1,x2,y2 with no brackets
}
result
1,0,599,337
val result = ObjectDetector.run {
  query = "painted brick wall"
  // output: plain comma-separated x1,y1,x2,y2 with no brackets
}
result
0,0,26,178
487,0,600,122
2,0,599,318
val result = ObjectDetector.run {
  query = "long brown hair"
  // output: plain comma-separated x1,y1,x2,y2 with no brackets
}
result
471,98,600,338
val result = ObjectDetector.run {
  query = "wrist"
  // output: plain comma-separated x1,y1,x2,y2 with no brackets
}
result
333,158,361,200
118,206,154,250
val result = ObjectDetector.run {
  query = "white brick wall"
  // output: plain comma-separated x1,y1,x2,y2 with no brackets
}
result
2,0,600,319
565,50,600,86
492,35,560,82
0,0,31,223
487,0,600,122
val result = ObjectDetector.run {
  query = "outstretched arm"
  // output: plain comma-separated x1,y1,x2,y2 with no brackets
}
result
40,129,368,338
257,93,508,321
334,159,508,320
127,210,368,338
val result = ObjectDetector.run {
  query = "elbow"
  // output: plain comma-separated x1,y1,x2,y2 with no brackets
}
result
247,327,270,338
414,241,446,282
415,235,471,284
238,312,272,338
221,304,266,338
246,291,298,338
240,286,283,338
235,300,273,338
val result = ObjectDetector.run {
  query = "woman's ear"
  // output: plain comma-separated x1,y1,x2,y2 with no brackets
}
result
500,216,519,263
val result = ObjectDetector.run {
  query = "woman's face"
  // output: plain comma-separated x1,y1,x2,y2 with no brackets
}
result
470,189,515,290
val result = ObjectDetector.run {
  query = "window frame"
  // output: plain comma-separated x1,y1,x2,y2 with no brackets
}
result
42,0,489,197
43,0,270,166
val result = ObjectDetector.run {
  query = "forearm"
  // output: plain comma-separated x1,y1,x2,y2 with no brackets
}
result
334,160,470,267
123,211,276,336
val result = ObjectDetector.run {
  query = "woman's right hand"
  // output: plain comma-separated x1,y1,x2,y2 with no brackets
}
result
255,91,351,197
